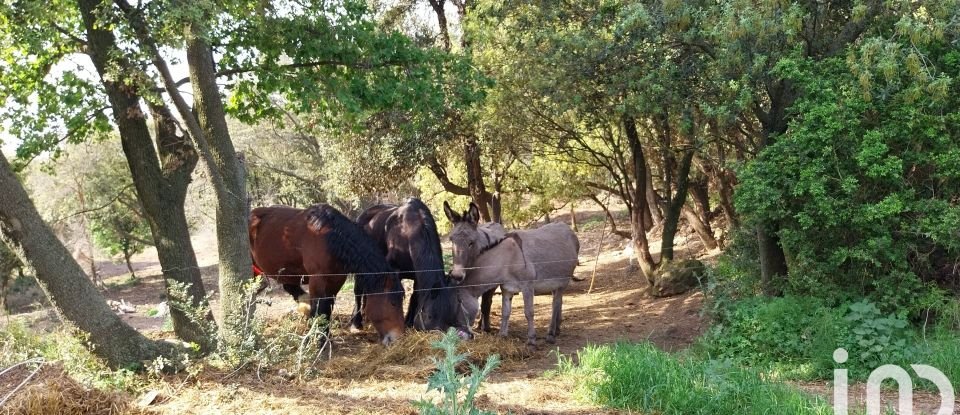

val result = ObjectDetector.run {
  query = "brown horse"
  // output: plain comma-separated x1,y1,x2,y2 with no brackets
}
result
249,204,405,345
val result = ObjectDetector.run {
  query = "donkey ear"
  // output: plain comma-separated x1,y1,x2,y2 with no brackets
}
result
466,203,480,225
443,201,460,223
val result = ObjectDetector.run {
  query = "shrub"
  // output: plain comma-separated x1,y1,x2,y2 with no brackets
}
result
735,52,960,317
697,296,842,380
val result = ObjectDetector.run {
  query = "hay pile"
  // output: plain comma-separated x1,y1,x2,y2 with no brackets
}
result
323,331,532,380
0,363,145,415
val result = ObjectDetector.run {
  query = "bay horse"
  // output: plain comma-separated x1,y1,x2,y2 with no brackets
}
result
249,204,405,345
351,198,469,336
444,201,580,346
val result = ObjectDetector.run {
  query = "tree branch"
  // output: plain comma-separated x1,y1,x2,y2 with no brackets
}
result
172,59,410,87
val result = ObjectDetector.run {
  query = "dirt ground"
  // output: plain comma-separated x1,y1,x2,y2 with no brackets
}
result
104,211,709,414
5,207,953,414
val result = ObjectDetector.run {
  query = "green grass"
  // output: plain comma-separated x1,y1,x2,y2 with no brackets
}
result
558,342,832,415
104,274,140,290
0,320,143,391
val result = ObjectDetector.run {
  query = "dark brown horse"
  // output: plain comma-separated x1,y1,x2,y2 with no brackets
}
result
351,198,469,336
249,204,405,345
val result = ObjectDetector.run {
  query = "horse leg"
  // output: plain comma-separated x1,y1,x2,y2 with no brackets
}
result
349,293,364,332
547,288,564,344
522,288,536,346
282,284,311,317
499,290,513,338
479,288,494,332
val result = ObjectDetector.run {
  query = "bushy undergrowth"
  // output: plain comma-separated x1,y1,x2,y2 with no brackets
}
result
699,288,960,390
558,342,831,414
0,321,143,392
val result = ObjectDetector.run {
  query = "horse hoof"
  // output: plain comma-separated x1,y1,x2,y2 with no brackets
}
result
349,325,363,334
546,335,556,344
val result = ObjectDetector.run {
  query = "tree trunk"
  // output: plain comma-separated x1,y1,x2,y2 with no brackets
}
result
184,23,254,349
0,152,169,368
123,244,137,280
78,0,214,351
624,116,656,284
427,0,451,51
754,81,793,293
464,136,492,222
645,160,663,227
758,227,788,296
660,149,694,262
682,205,718,251
688,175,711,226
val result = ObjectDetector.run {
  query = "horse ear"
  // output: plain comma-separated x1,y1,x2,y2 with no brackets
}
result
443,201,460,223
466,203,480,225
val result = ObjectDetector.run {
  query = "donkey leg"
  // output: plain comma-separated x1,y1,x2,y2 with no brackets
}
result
522,288,536,345
282,284,311,317
499,291,514,337
349,294,364,332
479,288,495,332
547,288,564,344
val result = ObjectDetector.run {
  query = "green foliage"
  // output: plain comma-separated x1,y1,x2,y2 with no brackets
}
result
0,320,143,392
843,300,911,373
697,291,960,392
697,296,843,380
737,30,960,314
559,342,831,414
413,328,499,415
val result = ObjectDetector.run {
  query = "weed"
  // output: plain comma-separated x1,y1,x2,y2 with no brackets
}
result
413,328,500,415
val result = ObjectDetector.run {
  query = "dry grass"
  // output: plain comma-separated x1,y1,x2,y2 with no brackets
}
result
323,331,531,380
0,363,146,415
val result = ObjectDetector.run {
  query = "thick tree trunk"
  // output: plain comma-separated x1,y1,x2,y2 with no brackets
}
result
682,205,718,251
0,152,169,368
427,0,451,51
688,175,711,226
79,0,213,351
185,23,253,349
754,81,793,293
758,227,788,296
624,117,656,284
660,149,694,262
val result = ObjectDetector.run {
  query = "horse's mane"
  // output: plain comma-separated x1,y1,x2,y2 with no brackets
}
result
306,204,403,306
402,198,458,323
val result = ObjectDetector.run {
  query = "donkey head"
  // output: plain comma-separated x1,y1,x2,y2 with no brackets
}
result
443,201,482,282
